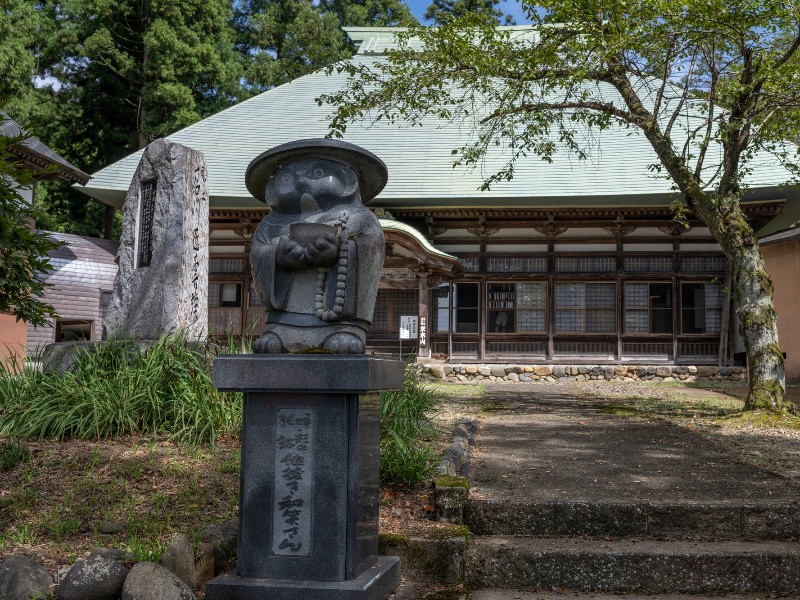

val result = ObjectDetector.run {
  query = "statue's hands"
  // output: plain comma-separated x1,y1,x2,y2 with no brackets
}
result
304,233,339,267
276,237,307,271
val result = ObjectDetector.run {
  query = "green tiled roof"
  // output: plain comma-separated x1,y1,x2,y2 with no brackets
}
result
76,27,799,237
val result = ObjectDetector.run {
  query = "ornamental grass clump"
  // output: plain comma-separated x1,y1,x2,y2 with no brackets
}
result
0,332,242,445
379,357,439,485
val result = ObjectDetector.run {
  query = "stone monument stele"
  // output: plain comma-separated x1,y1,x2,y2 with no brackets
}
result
205,139,403,600
103,138,209,341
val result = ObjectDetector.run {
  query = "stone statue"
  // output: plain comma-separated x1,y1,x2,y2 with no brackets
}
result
246,139,387,354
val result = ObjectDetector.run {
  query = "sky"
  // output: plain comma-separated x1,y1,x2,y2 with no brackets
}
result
405,0,532,25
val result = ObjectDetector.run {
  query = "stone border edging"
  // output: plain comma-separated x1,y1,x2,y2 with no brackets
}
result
423,363,746,384
438,415,480,477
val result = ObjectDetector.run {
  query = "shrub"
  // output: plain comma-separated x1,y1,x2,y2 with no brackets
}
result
0,332,242,445
379,356,439,485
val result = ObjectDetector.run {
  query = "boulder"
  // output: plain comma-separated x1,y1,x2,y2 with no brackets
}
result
199,520,238,575
552,366,566,377
603,366,615,380
490,366,506,378
193,544,215,591
57,555,129,600
0,555,52,600
122,562,196,600
159,534,195,589
477,366,491,377
533,365,552,376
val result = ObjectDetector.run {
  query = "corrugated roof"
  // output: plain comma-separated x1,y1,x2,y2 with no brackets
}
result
75,28,799,237
1,110,91,185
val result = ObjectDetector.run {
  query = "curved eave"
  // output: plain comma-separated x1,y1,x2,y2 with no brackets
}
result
380,218,462,273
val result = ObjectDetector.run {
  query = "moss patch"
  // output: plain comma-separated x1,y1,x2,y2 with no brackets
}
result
598,405,640,417
716,410,800,430
435,475,469,491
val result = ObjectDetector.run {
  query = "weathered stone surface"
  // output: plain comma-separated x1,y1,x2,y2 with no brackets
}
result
194,543,215,591
160,534,195,589
490,366,506,377
507,372,520,382
604,366,616,380
198,520,238,577
57,555,129,600
88,548,134,562
465,366,478,374
435,481,468,524
105,138,209,341
122,562,196,600
533,365,552,376
553,366,566,377
655,366,672,377
378,536,465,584
100,522,126,535
0,556,52,600
477,366,491,377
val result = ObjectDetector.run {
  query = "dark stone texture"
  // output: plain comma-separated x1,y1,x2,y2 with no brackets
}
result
560,552,662,592
160,534,195,589
57,555,129,600
660,552,763,593
88,548,134,562
198,520,238,575
212,355,403,393
378,537,464,584
99,522,126,535
205,556,400,600
122,562,196,600
553,502,646,537
0,555,52,600
647,503,740,539
194,543,215,591
743,503,800,539
464,538,561,590
434,486,467,524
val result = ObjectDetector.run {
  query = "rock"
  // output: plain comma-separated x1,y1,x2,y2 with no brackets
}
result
614,365,627,376
569,366,578,376
697,366,719,376
456,374,466,382
490,366,506,377
508,365,524,374
100,523,126,535
122,562,196,600
443,366,453,376
720,367,733,376
198,520,238,575
159,534,195,589
88,548,134,562
193,543,215,591
427,365,445,379
655,366,672,377
577,366,589,375
465,366,478,374
507,372,519,382
477,366,491,377
57,555,129,600
688,365,698,374
533,365,552,376
663,376,675,382
552,365,566,377
0,555,52,600
523,366,533,372
603,366,615,380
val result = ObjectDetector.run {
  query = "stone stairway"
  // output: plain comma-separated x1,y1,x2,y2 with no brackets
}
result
463,500,800,594
454,385,800,597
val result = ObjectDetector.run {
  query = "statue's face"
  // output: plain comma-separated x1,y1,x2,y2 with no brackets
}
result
265,158,359,214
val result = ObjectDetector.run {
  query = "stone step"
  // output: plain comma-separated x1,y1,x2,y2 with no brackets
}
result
471,591,776,600
465,499,800,540
466,536,800,594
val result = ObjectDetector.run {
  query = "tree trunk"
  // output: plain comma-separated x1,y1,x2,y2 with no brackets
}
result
692,196,789,412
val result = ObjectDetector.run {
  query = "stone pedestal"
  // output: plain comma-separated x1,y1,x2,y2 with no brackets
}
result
206,355,404,600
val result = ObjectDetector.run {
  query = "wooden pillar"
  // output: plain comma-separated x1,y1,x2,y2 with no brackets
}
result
418,274,429,359
719,265,732,367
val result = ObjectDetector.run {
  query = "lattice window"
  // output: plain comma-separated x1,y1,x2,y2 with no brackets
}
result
555,256,616,273
208,284,219,307
555,282,616,333
487,282,547,333
486,257,547,273
371,290,390,331
624,282,673,334
249,285,263,308
681,256,726,273
459,257,481,273
681,282,724,334
209,258,245,273
392,289,419,331
624,256,673,273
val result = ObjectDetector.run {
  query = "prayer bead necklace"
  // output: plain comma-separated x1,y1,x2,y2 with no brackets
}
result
315,211,349,321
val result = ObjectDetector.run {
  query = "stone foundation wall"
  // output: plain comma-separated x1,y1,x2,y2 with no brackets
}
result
422,363,747,384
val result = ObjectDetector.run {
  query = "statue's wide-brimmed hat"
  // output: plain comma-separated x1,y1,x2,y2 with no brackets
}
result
245,139,388,203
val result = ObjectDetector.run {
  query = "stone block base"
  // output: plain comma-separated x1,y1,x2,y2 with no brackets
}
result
205,556,400,600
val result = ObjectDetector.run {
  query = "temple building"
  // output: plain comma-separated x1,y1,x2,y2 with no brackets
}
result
74,27,800,375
